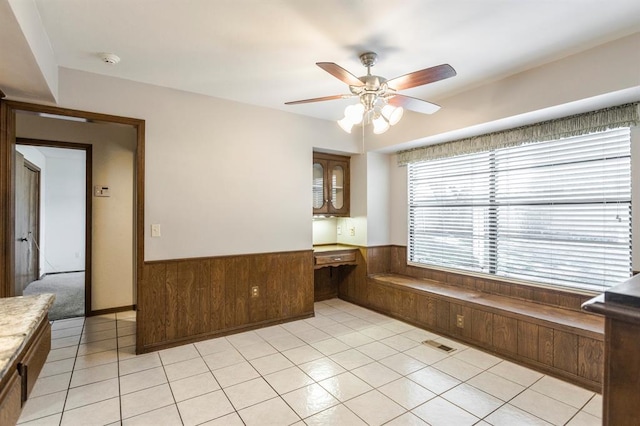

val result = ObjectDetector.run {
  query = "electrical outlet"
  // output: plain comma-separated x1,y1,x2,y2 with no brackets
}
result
456,314,464,328
349,226,355,236
251,286,259,298
337,225,342,235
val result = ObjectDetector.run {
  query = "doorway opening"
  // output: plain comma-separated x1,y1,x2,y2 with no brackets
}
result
1,100,144,351
16,141,91,320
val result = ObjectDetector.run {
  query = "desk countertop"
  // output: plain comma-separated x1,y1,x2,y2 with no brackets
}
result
313,244,358,253
0,294,55,381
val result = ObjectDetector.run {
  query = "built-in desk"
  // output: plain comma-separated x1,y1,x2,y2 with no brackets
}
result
583,274,640,425
313,245,359,301
0,294,54,425
313,244,358,269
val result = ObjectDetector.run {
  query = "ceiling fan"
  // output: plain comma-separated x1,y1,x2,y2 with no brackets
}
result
285,51,456,133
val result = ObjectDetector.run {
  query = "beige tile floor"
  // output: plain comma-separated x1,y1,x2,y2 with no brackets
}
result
17,299,602,425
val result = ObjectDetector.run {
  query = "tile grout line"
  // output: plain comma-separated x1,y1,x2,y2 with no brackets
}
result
115,312,124,426
24,303,602,426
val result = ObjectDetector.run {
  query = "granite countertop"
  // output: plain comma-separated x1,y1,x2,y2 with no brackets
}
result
313,244,358,253
0,294,55,381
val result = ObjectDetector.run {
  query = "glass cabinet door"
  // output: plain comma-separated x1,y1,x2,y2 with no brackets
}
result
331,164,344,210
313,152,349,216
313,162,325,210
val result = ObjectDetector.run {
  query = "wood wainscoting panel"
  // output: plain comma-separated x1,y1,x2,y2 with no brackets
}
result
435,299,450,331
366,246,391,275
450,303,473,339
210,258,226,331
397,288,417,320
388,245,594,313
578,336,604,383
517,321,539,361
313,268,337,302
471,309,492,345
229,256,250,327
538,326,554,366
416,294,436,327
141,262,167,345
493,314,518,354
140,250,313,353
553,330,578,375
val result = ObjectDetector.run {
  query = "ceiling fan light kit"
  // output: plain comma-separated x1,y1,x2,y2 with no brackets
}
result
285,51,456,134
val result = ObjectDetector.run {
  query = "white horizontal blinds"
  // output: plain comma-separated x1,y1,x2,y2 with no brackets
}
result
494,128,631,291
408,128,631,292
408,152,493,273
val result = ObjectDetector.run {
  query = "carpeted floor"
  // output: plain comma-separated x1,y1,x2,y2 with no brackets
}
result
23,272,85,320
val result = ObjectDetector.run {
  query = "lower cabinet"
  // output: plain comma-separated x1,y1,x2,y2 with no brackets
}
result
0,373,21,426
19,319,51,403
0,317,51,425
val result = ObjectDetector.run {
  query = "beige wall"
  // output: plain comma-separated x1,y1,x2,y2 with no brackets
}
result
16,114,136,311
9,30,639,307
368,32,640,153
379,33,640,262
57,67,359,262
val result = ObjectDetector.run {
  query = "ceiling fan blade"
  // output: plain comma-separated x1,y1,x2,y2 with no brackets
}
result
316,62,364,87
387,94,441,115
387,64,456,91
285,94,353,105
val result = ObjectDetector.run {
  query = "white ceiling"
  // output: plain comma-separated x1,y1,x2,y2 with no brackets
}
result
5,0,640,121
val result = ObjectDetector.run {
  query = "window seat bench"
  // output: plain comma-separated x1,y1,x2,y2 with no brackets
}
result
356,273,604,391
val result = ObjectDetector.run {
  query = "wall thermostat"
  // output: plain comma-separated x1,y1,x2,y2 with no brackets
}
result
94,185,110,197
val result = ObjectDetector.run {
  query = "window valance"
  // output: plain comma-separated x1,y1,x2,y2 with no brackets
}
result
397,102,639,166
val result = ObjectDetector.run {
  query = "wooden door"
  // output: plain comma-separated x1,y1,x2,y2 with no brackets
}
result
15,152,40,295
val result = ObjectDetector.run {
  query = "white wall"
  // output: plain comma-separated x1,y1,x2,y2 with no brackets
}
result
337,153,367,246
389,155,408,246
365,152,391,247
15,145,46,278
43,154,85,273
16,114,136,311
57,67,360,261
312,217,337,245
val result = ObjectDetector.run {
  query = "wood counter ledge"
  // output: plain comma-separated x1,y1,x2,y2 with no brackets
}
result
0,294,54,382
582,274,640,426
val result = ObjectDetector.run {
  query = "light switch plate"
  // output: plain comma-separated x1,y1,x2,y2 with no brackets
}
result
151,224,161,237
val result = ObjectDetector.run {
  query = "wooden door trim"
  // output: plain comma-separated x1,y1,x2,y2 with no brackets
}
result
1,101,145,334
17,138,93,316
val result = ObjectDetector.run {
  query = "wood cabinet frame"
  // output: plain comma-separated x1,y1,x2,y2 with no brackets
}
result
313,152,350,216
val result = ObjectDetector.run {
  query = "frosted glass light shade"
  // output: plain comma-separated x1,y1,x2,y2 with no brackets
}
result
345,104,365,124
337,117,354,133
382,105,404,125
372,116,390,134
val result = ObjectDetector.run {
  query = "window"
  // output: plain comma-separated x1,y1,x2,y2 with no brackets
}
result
408,128,632,292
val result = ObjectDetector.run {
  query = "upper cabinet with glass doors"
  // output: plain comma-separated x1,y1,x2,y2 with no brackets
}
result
313,152,350,216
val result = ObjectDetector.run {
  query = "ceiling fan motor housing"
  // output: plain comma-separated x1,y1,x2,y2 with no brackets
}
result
359,51,378,68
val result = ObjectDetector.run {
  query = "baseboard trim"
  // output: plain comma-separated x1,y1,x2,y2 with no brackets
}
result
138,311,314,354
44,270,85,276
89,305,136,317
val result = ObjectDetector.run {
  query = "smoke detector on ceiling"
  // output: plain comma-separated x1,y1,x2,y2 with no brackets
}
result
99,52,120,65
